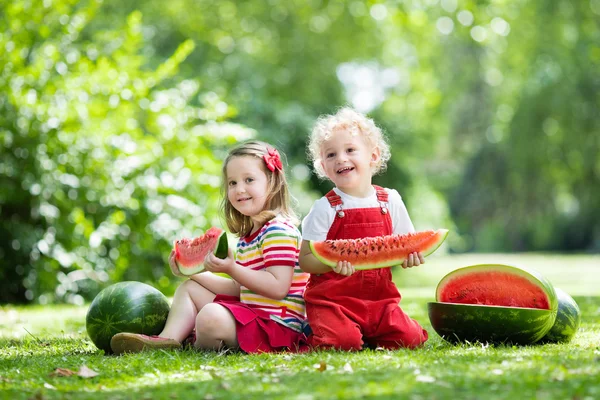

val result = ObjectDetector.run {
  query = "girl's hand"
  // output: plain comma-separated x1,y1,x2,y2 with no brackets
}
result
168,250,186,277
402,252,425,269
204,248,236,274
332,260,355,276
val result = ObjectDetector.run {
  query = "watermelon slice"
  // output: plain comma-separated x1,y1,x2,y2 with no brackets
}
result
308,229,448,270
429,264,558,345
174,227,228,276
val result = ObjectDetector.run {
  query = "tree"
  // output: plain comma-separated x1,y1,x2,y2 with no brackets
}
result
0,0,251,303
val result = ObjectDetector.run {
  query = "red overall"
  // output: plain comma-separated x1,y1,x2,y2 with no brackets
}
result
304,186,428,350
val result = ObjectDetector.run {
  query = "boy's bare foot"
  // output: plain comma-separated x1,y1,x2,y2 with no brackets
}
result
110,333,181,355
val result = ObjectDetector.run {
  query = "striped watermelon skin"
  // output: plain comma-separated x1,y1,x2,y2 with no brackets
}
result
540,288,581,343
428,302,556,345
86,281,170,353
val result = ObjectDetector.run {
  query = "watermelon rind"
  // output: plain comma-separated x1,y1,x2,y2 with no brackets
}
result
428,302,556,345
539,287,581,343
420,229,449,257
86,281,170,353
214,230,229,258
435,264,558,314
175,230,228,276
309,229,449,271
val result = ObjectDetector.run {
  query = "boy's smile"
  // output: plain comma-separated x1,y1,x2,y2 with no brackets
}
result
320,128,380,198
336,166,354,174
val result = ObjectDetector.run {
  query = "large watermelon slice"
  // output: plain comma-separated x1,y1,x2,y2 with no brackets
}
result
174,227,228,275
429,264,558,345
86,281,170,354
539,287,581,343
308,229,448,270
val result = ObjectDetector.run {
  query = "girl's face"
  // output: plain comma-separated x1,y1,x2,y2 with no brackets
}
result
226,156,270,220
320,128,380,197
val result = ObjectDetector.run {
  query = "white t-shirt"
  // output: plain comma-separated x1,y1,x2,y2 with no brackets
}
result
301,187,415,241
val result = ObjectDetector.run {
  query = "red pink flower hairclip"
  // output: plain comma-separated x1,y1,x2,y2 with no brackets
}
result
263,147,283,173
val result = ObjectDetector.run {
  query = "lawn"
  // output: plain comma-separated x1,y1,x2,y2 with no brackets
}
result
1,254,599,399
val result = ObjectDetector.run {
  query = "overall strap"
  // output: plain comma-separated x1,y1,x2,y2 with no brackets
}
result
373,185,389,202
325,190,345,218
373,185,389,215
325,190,342,206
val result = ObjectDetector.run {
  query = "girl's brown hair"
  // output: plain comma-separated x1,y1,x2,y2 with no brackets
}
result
222,141,298,237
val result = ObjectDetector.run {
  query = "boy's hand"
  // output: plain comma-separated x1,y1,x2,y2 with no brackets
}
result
402,252,425,269
332,260,355,276
168,250,186,277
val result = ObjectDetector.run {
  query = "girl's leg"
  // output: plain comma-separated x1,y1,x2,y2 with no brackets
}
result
110,280,218,355
160,279,217,342
193,303,238,350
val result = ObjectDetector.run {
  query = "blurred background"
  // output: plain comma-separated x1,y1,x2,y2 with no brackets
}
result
1,0,598,304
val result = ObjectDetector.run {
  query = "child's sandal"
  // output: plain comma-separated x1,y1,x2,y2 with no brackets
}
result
110,332,181,355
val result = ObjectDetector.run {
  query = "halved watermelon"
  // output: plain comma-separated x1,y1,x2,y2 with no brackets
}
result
174,227,228,275
429,264,558,345
309,229,448,270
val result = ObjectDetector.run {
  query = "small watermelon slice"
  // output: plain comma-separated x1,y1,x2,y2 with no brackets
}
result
174,227,228,276
429,264,558,345
308,229,448,270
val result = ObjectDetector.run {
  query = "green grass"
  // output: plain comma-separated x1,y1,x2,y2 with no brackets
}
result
1,254,600,399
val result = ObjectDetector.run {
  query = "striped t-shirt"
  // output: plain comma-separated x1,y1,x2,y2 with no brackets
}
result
237,216,309,332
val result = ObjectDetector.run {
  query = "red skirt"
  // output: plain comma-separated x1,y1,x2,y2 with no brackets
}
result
213,294,309,354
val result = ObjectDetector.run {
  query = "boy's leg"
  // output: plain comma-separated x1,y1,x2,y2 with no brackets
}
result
366,301,428,350
306,301,364,351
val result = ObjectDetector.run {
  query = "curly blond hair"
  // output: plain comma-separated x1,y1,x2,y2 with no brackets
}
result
307,107,391,180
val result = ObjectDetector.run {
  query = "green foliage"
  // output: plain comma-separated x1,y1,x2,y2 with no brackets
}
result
88,0,600,253
448,0,600,251
0,0,254,303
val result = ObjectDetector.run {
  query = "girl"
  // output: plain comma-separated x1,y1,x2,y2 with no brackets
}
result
111,141,310,354
299,107,429,351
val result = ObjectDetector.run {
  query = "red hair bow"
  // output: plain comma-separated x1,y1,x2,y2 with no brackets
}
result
263,147,283,172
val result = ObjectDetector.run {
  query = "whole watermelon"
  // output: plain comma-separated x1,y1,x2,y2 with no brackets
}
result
86,281,170,353
539,287,581,343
